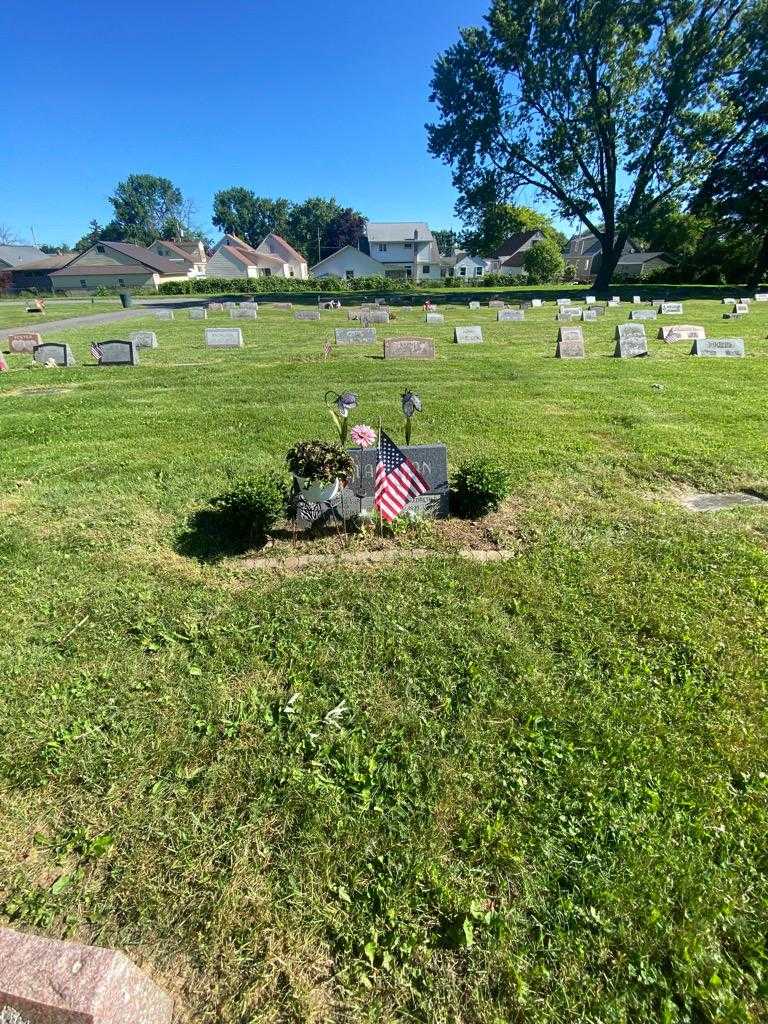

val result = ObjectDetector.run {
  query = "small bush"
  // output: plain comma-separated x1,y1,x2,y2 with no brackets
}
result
211,470,290,545
451,459,511,518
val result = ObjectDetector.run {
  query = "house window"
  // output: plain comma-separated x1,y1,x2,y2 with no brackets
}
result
345,270,354,280
459,266,467,277
422,265,430,274
96,244,105,253
377,243,387,252
118,278,125,286
405,266,412,278
404,240,412,249
289,267,294,277
80,279,87,288
263,268,271,277
475,266,483,276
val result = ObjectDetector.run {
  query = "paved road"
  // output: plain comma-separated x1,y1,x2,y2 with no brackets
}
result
0,307,154,340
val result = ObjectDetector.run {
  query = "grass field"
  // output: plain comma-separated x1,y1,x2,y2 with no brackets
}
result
0,298,123,330
1,298,767,1022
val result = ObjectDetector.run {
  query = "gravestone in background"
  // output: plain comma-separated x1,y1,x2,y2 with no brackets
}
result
98,340,138,366
556,326,585,358
295,310,321,321
557,307,582,320
334,327,376,345
368,311,390,323
582,308,599,321
659,302,683,314
6,332,40,354
556,298,571,305
32,343,74,367
754,293,768,302
155,309,174,320
454,325,483,343
531,298,543,307
614,323,648,357
384,337,436,359
630,309,657,320
734,302,749,314
488,300,505,308
611,295,621,302
205,327,244,348
659,325,705,342
189,307,207,320
208,302,224,312
468,301,480,309
633,295,642,303
587,304,605,317
129,331,158,349
270,302,293,310
425,312,444,324
232,307,257,319
691,337,745,357
296,444,449,526
498,309,524,321
585,295,596,304
722,297,736,304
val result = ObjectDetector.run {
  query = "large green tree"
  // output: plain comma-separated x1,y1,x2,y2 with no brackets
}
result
212,189,292,247
457,175,566,254
428,0,747,289
107,174,187,245
287,197,365,265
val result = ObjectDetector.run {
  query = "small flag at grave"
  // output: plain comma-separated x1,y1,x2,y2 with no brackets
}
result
90,343,103,362
323,340,333,360
374,430,429,522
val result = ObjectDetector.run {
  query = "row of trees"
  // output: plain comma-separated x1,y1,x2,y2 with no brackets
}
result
428,0,768,288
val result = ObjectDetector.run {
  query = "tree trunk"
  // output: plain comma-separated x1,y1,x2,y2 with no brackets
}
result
746,227,768,291
594,243,622,291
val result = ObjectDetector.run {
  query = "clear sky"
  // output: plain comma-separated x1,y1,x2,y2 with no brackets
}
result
1,0,505,248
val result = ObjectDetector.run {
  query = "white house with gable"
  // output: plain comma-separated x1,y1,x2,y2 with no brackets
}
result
311,245,386,279
360,222,440,281
207,233,308,279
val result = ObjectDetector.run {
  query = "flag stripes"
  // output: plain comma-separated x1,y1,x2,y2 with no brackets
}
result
373,430,429,522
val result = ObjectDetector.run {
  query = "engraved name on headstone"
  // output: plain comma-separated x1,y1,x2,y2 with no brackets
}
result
454,325,483,343
98,340,138,365
205,327,244,348
659,302,683,314
295,310,321,321
425,312,444,324
630,309,657,320
6,332,40,354
556,326,585,358
614,323,648,357
691,337,745,357
557,306,583,320
383,337,436,359
334,327,376,345
498,309,524,321
659,325,705,342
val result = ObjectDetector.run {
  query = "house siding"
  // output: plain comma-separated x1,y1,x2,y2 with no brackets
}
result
312,248,384,279
52,271,158,292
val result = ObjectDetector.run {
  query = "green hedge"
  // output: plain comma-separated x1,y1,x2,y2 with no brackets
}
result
156,273,542,297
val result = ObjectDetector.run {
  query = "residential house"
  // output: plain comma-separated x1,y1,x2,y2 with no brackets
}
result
206,233,308,279
0,244,45,269
495,230,547,276
360,222,440,281
440,252,489,279
310,245,386,279
8,253,79,293
149,238,207,276
613,251,675,279
563,230,674,280
49,241,194,292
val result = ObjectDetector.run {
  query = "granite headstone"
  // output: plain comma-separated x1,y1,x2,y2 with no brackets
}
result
691,337,745,357
33,343,74,366
205,327,244,348
383,337,436,359
454,325,483,343
556,326,585,358
128,330,158,349
334,327,376,345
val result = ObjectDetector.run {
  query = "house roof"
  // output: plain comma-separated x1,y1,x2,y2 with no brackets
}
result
219,243,285,268
256,233,306,265
501,252,527,268
170,238,205,257
11,253,78,272
496,230,543,258
152,239,197,263
616,251,674,265
364,221,435,243
100,241,184,274
0,244,45,266
310,245,383,272
50,264,157,278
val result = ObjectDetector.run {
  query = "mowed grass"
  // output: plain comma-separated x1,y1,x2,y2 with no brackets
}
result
0,298,767,1023
0,298,121,329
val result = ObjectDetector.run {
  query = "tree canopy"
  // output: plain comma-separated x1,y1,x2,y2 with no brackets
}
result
456,176,566,254
428,0,749,288
522,238,566,282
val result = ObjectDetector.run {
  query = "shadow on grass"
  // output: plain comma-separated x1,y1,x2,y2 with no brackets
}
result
175,507,264,563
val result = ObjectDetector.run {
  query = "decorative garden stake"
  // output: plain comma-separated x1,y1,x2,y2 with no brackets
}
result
401,389,421,445
325,390,358,445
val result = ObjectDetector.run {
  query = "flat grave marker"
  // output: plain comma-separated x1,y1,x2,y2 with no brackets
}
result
129,330,158,349
659,324,705,342
498,309,524,321
630,309,657,320
334,327,376,345
425,312,444,324
614,323,648,358
33,343,74,367
691,337,745,358
454,325,483,344
383,336,436,359
556,326,585,358
295,310,321,321
205,327,244,348
7,332,40,354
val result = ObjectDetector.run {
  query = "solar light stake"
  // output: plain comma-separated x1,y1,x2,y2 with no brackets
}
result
325,390,358,445
401,389,421,446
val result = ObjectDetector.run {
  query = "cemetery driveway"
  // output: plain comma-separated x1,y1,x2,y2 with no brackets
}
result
0,307,154,340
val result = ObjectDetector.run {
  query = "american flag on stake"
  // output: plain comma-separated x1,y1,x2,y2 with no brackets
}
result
374,430,429,522
90,343,103,363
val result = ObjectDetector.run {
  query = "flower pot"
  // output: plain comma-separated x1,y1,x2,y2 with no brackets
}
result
294,475,341,503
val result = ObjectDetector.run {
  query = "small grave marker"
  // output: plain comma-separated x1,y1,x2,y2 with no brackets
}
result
488,300,505,308
208,302,224,312
205,327,244,348
368,310,390,323
7,332,40,354
630,309,657,320
632,295,642,304
754,293,768,302
98,340,138,365
154,309,174,320
425,312,444,324
733,302,749,314
691,337,745,357
556,298,571,306
557,307,583,320
189,307,207,320
334,327,376,345
556,326,585,358
383,337,436,359
659,302,683,314
722,297,736,304
270,302,293,310
585,295,596,304
659,325,705,342
232,306,257,319
454,325,483,344
295,310,320,321
614,323,648,357
582,308,598,321
531,298,543,307
129,330,158,349
468,301,480,309
497,309,524,321
33,343,74,366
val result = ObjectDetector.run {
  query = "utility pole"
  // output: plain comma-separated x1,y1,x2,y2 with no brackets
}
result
317,224,321,264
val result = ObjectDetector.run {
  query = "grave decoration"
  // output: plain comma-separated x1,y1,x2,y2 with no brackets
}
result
33,343,74,367
402,389,422,445
0,355,7,372
287,439,356,504
326,390,358,445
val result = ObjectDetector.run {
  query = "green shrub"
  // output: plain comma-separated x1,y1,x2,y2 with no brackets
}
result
451,458,511,518
523,239,566,283
210,470,290,545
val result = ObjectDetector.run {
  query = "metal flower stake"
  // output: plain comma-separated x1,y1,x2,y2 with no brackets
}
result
401,389,421,446
325,390,358,445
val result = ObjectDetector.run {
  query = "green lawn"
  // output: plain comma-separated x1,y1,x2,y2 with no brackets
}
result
1,299,767,1023
0,298,121,329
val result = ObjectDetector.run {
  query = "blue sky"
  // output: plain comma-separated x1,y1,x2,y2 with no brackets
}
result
0,0,521,248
